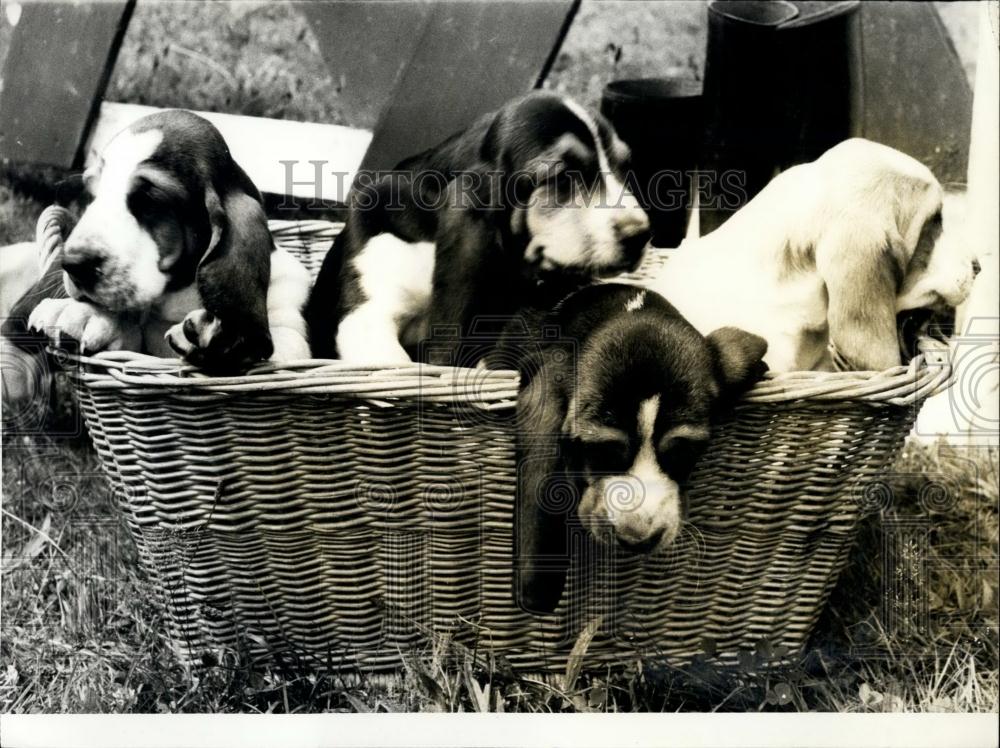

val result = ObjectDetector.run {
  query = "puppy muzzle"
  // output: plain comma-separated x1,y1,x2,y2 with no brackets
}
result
579,474,683,555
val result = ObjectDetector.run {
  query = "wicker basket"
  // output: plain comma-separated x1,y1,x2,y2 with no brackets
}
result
41,210,951,673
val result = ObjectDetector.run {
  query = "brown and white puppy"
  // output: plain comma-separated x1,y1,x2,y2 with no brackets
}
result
513,283,768,614
306,91,651,364
648,139,978,371
6,110,310,372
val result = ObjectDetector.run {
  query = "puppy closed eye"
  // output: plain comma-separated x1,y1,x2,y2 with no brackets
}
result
656,435,708,482
575,436,631,473
127,174,184,218
535,161,591,206
553,141,600,192
546,169,577,204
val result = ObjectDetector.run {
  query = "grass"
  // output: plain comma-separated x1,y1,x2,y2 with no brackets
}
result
106,1,358,127
1,0,995,714
0,180,39,247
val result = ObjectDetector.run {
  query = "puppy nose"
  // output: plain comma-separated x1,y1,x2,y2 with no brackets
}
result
972,258,981,277
620,226,651,262
62,247,105,288
616,526,664,555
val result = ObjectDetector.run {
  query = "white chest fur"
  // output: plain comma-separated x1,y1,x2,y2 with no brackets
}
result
336,233,436,363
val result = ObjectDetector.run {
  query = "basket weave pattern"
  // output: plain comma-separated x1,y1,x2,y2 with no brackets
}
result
56,217,949,671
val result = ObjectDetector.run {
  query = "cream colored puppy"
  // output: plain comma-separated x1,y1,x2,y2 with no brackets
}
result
648,139,978,371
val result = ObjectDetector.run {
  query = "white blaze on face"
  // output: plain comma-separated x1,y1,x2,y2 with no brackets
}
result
64,128,169,311
524,98,649,274
609,395,682,549
578,395,683,553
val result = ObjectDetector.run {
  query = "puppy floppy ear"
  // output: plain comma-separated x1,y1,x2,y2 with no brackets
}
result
815,222,902,370
514,361,573,615
424,198,510,365
706,327,769,395
196,179,273,362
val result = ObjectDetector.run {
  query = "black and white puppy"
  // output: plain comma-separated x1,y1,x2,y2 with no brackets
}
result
513,284,768,614
306,91,651,364
8,110,310,372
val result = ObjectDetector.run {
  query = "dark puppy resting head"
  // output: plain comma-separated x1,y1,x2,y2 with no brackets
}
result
491,93,651,277
410,91,651,279
61,110,269,322
515,284,767,614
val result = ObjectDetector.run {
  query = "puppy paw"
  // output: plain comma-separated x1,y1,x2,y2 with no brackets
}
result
165,308,272,373
165,309,221,357
27,298,132,354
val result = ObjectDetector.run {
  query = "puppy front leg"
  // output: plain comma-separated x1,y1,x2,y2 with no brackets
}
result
174,249,311,367
28,298,140,354
424,263,481,367
165,311,272,373
514,365,573,614
336,304,411,364
266,247,312,362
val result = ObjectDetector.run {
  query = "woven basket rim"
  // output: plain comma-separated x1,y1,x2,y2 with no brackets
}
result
34,207,953,408
56,341,952,409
